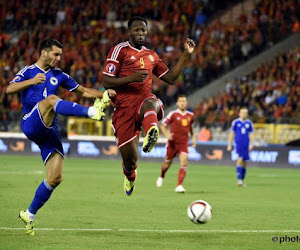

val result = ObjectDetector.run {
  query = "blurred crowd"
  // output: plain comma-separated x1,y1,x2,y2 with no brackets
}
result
0,0,300,131
194,47,300,129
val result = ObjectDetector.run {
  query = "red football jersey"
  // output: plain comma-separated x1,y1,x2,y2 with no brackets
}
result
103,41,169,107
162,109,194,144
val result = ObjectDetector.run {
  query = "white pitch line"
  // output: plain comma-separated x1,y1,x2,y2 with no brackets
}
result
1,227,300,233
118,229,300,233
0,227,112,231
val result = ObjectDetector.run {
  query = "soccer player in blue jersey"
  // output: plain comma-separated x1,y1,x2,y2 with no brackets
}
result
6,38,115,236
227,107,254,186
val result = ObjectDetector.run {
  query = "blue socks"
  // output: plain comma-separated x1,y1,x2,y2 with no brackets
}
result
236,166,246,180
241,167,246,180
28,179,54,214
54,99,89,117
236,166,243,180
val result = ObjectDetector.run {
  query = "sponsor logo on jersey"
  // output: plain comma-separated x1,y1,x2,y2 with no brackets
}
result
106,63,116,73
148,55,154,62
50,77,58,85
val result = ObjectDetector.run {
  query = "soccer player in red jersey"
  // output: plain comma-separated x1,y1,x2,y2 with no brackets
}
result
156,95,196,193
102,16,196,196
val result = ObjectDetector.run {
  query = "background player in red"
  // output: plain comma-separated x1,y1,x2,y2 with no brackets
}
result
156,95,196,193
102,16,196,196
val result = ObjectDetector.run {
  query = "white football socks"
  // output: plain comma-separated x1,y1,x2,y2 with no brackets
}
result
27,210,36,221
87,107,96,118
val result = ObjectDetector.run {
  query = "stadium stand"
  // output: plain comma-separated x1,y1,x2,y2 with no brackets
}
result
194,47,300,128
0,0,299,136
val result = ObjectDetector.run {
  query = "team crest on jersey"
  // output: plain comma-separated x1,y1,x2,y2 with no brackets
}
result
50,77,58,85
12,76,21,83
148,55,154,62
106,63,116,73
245,123,249,128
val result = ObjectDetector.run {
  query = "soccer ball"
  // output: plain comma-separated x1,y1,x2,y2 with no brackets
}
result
187,200,212,224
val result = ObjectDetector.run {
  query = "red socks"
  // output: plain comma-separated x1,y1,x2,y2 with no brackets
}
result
160,163,168,178
177,166,187,186
142,109,158,134
122,163,137,181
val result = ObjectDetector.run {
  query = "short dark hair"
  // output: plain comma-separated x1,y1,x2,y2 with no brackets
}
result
128,16,147,29
39,38,63,55
177,95,186,101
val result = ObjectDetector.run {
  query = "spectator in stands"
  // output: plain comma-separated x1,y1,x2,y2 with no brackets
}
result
1,0,299,132
197,125,211,142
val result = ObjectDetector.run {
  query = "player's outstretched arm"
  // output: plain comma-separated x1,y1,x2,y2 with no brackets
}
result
74,85,116,99
227,131,235,151
161,38,196,85
160,124,173,141
102,71,149,88
6,73,46,94
249,132,254,151
190,126,196,147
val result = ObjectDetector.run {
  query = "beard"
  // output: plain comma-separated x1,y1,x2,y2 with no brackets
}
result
44,57,55,68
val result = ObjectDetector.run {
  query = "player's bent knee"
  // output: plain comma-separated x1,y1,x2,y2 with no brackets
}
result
165,161,172,168
141,99,160,113
47,175,63,188
237,159,244,165
45,94,60,106
39,95,60,111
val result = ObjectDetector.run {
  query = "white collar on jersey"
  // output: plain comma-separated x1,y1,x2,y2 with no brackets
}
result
34,63,50,74
237,118,248,123
176,109,188,115
126,41,146,52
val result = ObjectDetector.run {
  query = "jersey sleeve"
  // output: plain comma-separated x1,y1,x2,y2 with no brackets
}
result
152,52,169,79
162,111,174,126
103,45,125,77
231,120,237,132
248,121,254,133
191,113,195,125
9,67,29,84
60,72,79,91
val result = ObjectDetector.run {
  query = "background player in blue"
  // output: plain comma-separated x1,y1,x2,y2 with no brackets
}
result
6,38,116,236
227,107,254,186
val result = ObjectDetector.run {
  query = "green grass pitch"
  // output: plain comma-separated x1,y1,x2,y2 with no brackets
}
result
0,155,300,249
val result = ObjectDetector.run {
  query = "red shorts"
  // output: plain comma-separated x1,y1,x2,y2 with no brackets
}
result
112,94,164,148
165,140,189,161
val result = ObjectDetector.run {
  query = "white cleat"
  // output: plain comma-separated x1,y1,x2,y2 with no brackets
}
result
175,185,186,193
237,179,244,186
156,177,164,187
